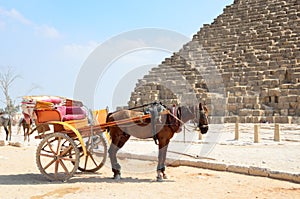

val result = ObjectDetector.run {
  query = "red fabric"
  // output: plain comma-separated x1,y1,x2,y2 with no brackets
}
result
41,97,62,104
55,106,86,121
62,114,86,121
65,106,85,115
55,106,66,117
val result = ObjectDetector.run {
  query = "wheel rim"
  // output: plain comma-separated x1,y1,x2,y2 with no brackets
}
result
36,132,80,181
77,134,108,172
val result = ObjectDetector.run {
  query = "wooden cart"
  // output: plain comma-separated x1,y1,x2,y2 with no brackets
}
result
21,96,152,181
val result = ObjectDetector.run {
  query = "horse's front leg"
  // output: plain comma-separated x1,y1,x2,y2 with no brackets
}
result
157,139,170,182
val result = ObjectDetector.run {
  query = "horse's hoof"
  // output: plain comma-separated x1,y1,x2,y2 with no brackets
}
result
163,174,168,179
113,174,121,180
156,176,163,182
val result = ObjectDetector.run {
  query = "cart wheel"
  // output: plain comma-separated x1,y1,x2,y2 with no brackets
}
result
77,133,108,172
36,132,80,181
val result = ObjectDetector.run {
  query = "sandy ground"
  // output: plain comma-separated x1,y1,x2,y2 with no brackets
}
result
0,145,300,199
0,124,300,199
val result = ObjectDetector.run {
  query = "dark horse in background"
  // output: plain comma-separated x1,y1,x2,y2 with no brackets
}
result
106,102,209,181
0,112,12,141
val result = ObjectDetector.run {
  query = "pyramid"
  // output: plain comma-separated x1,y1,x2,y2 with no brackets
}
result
129,0,300,123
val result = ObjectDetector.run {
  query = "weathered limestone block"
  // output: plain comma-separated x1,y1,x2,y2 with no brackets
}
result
269,88,280,96
269,170,299,183
279,95,297,103
249,166,270,177
227,96,236,103
280,109,289,116
227,165,249,175
243,96,259,104
129,0,300,120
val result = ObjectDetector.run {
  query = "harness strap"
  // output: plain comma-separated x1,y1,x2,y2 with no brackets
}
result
150,104,159,145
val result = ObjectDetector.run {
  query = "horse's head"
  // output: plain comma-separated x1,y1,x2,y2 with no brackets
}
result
176,105,195,123
198,103,209,134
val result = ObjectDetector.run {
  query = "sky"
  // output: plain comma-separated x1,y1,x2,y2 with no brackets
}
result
0,0,233,110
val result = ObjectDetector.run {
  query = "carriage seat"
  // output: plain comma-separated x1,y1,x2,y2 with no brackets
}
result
55,106,87,121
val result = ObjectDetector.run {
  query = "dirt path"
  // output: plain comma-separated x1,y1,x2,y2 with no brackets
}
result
0,146,299,199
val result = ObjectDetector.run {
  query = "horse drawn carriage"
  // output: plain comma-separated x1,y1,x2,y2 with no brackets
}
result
21,95,209,182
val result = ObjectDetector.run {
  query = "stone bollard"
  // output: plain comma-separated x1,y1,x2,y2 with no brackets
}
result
254,124,260,143
198,131,203,140
234,121,239,140
288,116,292,124
274,123,280,142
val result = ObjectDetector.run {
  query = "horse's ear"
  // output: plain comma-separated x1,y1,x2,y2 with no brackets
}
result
199,103,203,110
204,106,208,113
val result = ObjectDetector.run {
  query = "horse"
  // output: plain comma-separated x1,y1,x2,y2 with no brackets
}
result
0,113,12,141
17,115,32,142
106,102,209,181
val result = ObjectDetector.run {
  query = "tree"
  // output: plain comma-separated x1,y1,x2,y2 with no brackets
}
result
0,67,20,115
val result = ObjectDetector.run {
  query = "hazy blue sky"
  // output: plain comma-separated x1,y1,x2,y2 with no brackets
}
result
0,0,233,109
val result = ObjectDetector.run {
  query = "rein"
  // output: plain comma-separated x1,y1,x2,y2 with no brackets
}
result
128,103,152,110
167,110,195,133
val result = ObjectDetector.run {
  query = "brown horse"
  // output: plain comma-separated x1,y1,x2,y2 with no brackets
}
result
17,115,32,142
106,102,209,181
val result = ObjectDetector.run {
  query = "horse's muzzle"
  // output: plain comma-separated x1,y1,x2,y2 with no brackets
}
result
199,125,208,134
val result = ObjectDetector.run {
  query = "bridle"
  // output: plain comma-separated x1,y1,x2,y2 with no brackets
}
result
198,109,209,129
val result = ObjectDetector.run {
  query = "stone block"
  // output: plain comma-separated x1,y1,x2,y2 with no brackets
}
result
227,165,249,175
269,88,280,96
227,97,236,103
269,170,298,182
248,166,270,177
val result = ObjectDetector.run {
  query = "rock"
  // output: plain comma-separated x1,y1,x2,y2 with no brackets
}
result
0,140,5,146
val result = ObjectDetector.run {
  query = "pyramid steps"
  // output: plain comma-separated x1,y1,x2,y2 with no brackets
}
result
129,0,299,123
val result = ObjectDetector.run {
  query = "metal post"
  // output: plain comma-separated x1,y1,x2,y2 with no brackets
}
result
183,125,186,143
198,131,202,140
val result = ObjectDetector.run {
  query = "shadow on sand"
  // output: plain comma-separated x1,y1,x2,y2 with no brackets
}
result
0,172,174,185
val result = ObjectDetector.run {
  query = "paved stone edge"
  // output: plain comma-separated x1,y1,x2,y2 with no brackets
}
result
117,152,300,184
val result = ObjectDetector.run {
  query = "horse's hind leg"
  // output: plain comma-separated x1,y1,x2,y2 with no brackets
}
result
23,125,27,142
26,125,30,142
108,130,130,180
